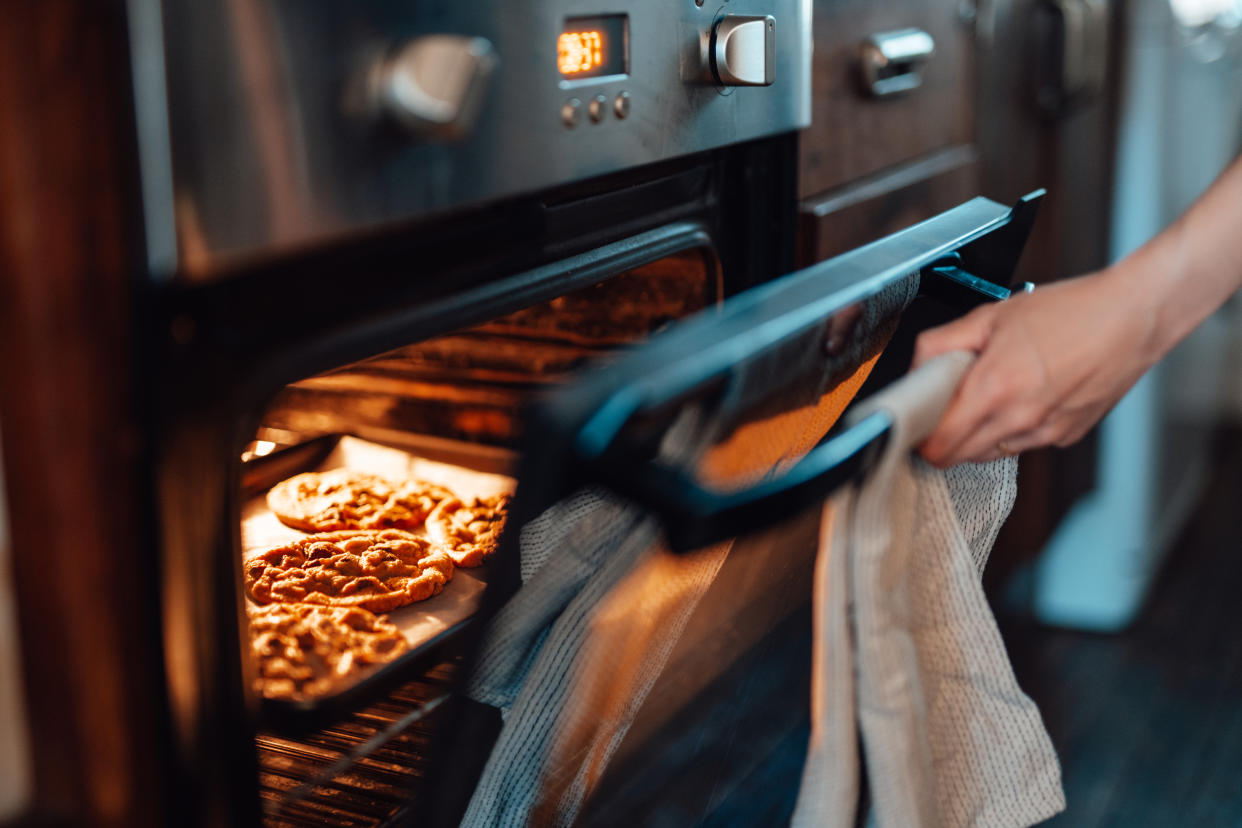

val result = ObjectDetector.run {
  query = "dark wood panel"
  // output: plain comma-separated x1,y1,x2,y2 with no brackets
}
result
798,144,980,265
978,0,1120,585
0,2,168,825
798,0,976,198
975,0,1118,287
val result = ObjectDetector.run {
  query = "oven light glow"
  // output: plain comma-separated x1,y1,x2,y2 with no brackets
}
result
558,30,605,75
241,439,277,462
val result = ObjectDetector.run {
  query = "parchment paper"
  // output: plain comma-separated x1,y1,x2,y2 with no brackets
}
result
242,436,515,651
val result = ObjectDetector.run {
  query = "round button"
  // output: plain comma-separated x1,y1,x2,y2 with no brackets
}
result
588,94,608,123
613,91,631,119
561,98,582,128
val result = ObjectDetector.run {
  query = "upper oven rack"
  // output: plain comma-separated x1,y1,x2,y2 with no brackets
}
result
515,191,1044,552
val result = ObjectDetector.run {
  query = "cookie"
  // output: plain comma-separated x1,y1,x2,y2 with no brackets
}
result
266,469,453,533
244,529,454,613
425,494,510,568
249,602,408,701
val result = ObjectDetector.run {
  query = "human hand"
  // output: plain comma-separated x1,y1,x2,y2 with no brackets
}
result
912,268,1159,467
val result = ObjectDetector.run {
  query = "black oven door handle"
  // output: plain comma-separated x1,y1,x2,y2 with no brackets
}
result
573,252,1008,554
586,409,892,552
531,191,1044,551
571,244,1030,553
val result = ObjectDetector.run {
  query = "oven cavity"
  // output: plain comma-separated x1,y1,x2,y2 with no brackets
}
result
237,246,720,824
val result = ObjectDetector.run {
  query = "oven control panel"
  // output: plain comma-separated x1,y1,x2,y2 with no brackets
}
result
138,0,811,278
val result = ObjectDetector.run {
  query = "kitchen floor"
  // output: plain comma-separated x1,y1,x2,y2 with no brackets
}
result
999,427,1242,827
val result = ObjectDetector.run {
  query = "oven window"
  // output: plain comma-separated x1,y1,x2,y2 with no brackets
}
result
239,249,718,826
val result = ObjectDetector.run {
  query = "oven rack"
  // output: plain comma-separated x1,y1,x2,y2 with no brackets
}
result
257,659,457,827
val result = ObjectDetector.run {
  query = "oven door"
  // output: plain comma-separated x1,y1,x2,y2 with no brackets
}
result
424,191,1044,825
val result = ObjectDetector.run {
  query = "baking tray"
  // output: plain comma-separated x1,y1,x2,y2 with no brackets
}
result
242,435,515,729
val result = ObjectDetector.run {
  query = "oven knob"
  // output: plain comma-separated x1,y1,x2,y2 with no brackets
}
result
369,35,497,140
711,16,775,86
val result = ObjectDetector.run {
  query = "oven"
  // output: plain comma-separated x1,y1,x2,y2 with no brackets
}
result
3,1,1047,825
138,2,812,824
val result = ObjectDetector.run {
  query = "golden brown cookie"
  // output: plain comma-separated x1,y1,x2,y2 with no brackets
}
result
394,479,457,526
265,469,454,533
248,602,408,701
244,529,455,613
425,494,511,568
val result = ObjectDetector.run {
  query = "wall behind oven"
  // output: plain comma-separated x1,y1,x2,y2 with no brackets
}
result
1034,0,1242,631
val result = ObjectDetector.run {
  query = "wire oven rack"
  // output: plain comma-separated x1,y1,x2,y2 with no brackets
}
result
257,659,458,827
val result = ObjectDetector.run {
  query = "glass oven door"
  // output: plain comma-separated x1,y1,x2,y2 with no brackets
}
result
432,192,1044,826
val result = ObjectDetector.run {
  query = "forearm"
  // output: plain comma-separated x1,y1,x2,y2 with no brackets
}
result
915,154,1242,465
1114,153,1242,364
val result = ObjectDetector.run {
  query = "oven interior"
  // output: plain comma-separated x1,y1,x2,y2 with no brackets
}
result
240,246,725,827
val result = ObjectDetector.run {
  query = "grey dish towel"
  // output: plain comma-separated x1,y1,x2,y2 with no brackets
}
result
791,351,1066,828
461,490,670,828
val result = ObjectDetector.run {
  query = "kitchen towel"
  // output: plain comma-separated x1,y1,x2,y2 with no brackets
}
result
791,351,1065,828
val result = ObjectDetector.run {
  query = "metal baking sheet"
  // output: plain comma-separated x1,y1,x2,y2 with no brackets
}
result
241,435,515,721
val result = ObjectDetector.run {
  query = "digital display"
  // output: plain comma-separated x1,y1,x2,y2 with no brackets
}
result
558,15,628,79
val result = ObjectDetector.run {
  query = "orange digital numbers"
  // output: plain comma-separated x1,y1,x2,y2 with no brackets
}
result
558,30,605,75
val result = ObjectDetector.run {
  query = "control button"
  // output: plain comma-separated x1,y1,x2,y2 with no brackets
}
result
712,16,775,86
613,91,631,119
369,35,497,140
561,98,582,128
588,94,608,123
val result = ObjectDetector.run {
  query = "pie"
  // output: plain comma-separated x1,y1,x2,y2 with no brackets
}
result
248,602,408,701
266,469,454,533
425,494,511,568
244,529,455,613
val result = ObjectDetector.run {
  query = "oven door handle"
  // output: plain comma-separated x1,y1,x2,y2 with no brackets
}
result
531,192,1044,552
586,409,893,552
575,251,1029,553
572,246,1030,553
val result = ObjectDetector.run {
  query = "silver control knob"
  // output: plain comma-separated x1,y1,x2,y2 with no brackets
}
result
711,16,775,86
369,35,497,140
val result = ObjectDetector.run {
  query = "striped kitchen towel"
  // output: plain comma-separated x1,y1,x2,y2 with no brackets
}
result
792,351,1065,828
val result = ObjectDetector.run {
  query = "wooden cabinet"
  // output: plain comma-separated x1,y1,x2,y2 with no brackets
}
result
799,145,979,263
0,4,165,824
976,0,1117,583
797,0,1119,583
798,0,1116,277
798,0,976,200
798,0,980,264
